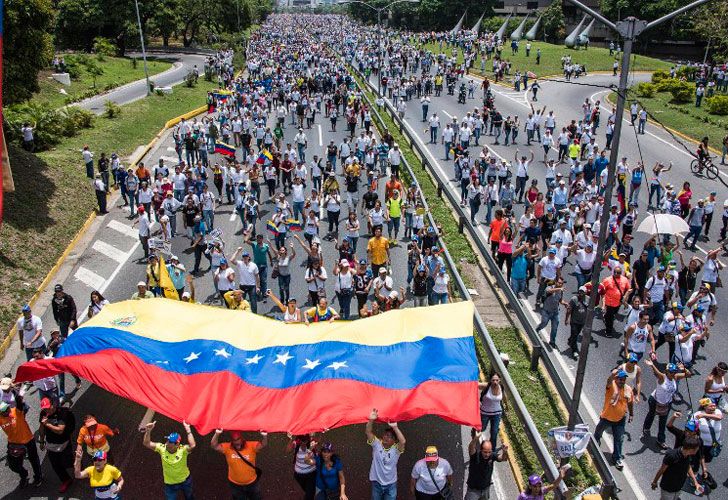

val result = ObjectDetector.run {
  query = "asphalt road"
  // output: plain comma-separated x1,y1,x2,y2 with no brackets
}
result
75,52,209,115
0,102,517,498
362,50,728,499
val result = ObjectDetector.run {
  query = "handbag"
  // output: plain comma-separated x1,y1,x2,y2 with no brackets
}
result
426,465,454,500
708,422,722,458
271,264,280,280
233,447,263,482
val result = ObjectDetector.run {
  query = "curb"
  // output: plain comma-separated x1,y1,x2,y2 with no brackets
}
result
0,101,209,362
604,91,724,156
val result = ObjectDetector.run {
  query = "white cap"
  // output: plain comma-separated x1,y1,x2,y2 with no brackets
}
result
0,377,12,391
389,290,399,299
340,259,350,266
137,281,147,287
181,292,191,299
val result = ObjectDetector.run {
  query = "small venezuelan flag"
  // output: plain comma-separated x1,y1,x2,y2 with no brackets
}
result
262,149,273,161
287,219,302,231
214,142,236,157
266,220,279,236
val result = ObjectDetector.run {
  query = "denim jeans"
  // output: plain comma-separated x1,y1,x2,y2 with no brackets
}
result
685,225,702,248
293,201,305,222
371,481,397,500
337,291,353,319
165,475,194,500
480,412,502,447
536,310,560,343
432,292,448,304
648,184,662,208
278,274,291,303
444,141,452,160
240,285,258,314
595,416,626,462
510,277,527,295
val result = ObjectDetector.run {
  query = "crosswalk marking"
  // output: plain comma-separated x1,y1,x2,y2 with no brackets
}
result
92,240,128,264
107,219,138,239
74,266,106,290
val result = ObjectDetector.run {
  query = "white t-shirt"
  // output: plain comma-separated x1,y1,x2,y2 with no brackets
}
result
235,260,259,286
538,256,562,280
17,315,45,348
369,437,402,486
411,458,453,495
698,410,722,444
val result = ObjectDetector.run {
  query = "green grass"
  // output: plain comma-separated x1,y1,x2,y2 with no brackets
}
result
420,40,672,81
618,89,728,154
0,80,217,338
352,70,600,492
35,56,173,109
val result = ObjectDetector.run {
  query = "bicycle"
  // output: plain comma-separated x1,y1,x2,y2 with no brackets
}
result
690,155,719,180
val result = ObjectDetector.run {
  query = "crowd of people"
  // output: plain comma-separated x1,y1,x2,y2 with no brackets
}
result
349,21,728,497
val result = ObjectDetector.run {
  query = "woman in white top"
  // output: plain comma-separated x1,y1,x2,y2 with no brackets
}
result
696,397,723,485
333,259,355,320
410,447,453,498
478,373,505,447
303,210,319,245
286,434,316,499
704,363,727,407
344,213,360,253
267,288,302,324
324,189,342,235
368,200,387,233
87,291,110,319
643,359,690,447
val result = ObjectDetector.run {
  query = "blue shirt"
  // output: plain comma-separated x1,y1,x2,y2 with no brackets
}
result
511,254,528,280
315,455,342,492
594,157,609,177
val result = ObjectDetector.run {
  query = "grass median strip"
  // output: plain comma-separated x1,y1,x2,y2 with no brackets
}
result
353,72,600,491
0,80,218,338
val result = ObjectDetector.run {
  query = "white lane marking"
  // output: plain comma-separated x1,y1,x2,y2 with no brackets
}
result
92,240,128,264
74,266,106,290
318,124,323,147
394,99,648,500
441,109,453,119
107,219,139,239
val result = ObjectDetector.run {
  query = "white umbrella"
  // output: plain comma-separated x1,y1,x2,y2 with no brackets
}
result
636,213,690,235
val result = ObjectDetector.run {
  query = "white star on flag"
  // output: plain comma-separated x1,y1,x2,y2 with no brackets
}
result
302,358,321,370
327,361,348,370
245,354,264,365
213,348,232,358
273,352,294,365
184,352,201,363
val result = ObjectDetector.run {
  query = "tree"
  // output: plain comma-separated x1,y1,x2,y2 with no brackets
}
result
541,0,566,42
149,0,181,47
4,0,55,105
692,2,728,60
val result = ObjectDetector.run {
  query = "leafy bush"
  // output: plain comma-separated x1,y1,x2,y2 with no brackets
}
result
104,100,121,119
655,78,684,93
635,82,656,98
706,95,728,115
184,71,197,88
669,81,694,103
5,103,64,150
63,55,83,80
651,70,670,83
676,66,697,82
93,37,117,61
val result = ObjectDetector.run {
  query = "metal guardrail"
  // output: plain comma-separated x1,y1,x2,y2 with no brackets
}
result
347,65,569,497
349,62,618,498
145,45,217,55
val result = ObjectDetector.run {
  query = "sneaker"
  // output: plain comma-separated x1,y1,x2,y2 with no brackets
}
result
658,441,668,450
614,459,624,470
572,351,579,360
548,341,558,349
59,478,73,493
31,476,43,487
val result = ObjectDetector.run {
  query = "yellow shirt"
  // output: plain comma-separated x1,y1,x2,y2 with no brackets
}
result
84,464,121,488
224,291,251,311
387,198,403,218
568,143,580,159
367,236,390,265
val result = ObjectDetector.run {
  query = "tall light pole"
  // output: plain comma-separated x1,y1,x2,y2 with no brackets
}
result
563,0,711,432
134,0,152,96
339,0,420,93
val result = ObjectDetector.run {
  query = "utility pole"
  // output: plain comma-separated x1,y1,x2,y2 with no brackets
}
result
564,0,711,433
134,0,152,96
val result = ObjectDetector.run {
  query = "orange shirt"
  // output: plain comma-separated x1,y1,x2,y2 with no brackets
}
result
77,424,115,449
600,275,630,308
601,383,633,422
385,181,402,200
0,408,34,444
489,218,506,242
221,441,259,486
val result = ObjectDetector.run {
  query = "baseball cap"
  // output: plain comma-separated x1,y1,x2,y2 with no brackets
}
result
21,304,31,313
417,264,426,272
658,265,666,272
0,402,9,413
685,419,698,431
359,259,367,265
137,281,147,287
166,432,182,443
424,445,439,462
628,353,639,363
340,259,350,267
93,450,108,461
220,259,228,266
615,369,628,379
0,377,13,391
378,267,387,274
431,245,440,252
40,397,53,410
54,284,63,292
667,363,680,373
695,305,705,312
389,290,399,300
181,292,191,299
84,416,98,427
548,247,557,254
703,283,712,291
321,442,334,453
137,205,145,213
528,474,543,486
242,251,250,257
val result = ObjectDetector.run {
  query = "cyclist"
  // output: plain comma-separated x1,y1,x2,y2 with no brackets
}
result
697,136,711,173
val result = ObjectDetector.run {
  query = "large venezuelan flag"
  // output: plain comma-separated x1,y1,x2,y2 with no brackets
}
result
16,300,479,434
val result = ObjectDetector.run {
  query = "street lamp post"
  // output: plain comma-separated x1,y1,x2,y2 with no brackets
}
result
134,0,152,96
338,0,420,94
562,0,712,435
